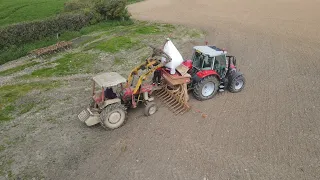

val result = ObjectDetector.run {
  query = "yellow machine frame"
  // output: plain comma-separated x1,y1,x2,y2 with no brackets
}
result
125,57,166,94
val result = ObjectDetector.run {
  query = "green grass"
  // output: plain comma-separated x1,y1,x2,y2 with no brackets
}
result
79,20,134,34
0,20,135,65
0,20,175,65
19,103,36,115
0,61,39,76
0,82,60,121
0,0,67,27
134,25,161,34
113,56,126,65
28,53,98,77
95,36,139,53
190,31,202,38
0,159,13,177
0,145,5,152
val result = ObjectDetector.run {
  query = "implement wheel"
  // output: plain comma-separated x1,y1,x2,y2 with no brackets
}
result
193,75,219,101
100,103,127,130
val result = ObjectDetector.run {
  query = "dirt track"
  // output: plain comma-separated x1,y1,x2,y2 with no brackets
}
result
69,0,320,179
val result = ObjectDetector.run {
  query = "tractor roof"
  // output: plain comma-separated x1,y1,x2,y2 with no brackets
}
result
92,72,127,87
193,46,227,57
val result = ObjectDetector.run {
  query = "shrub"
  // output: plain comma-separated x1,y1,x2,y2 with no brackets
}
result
64,0,93,12
0,13,94,49
64,0,88,12
94,0,131,20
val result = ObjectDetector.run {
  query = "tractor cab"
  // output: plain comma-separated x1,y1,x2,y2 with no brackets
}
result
191,46,228,77
90,72,127,108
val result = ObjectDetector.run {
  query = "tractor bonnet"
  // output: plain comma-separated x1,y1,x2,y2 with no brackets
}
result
92,72,127,87
193,46,227,57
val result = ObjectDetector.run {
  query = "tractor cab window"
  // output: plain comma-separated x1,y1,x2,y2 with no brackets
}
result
214,55,227,76
215,54,226,67
201,55,214,70
192,51,202,68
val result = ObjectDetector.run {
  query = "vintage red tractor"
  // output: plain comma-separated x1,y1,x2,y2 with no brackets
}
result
181,45,246,100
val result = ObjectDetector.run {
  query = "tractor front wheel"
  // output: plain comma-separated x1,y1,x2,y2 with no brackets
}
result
100,103,127,130
193,75,219,101
144,102,158,116
229,74,245,93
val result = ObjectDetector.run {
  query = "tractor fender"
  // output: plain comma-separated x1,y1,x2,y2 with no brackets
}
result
193,70,220,83
101,98,121,109
182,59,193,69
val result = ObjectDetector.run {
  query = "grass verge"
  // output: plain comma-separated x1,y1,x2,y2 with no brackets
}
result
95,36,139,53
27,53,98,77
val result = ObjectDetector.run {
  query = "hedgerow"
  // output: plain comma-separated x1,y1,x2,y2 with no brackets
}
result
0,0,131,50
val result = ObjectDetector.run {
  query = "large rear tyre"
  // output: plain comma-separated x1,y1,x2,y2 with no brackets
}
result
100,103,127,130
193,75,219,101
144,102,158,116
229,74,245,93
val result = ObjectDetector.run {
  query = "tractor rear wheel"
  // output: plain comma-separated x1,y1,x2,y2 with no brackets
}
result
100,103,127,130
193,75,219,101
228,74,245,93
144,102,158,116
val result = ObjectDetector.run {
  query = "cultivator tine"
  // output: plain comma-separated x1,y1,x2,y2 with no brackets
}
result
175,108,185,115
155,84,190,115
165,97,176,106
158,92,167,99
163,94,173,101
158,90,167,98
173,104,183,112
178,105,189,114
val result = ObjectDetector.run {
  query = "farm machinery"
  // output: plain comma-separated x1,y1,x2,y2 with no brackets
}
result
77,44,173,130
78,38,245,130
154,44,246,114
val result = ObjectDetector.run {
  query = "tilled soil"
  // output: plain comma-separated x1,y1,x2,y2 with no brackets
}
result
71,0,320,180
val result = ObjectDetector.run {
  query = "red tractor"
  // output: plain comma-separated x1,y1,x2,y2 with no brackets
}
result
181,45,246,100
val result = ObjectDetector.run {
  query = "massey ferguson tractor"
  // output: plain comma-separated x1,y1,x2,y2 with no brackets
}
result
181,45,246,100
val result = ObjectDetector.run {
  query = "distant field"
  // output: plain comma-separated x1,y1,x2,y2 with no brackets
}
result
0,0,67,27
